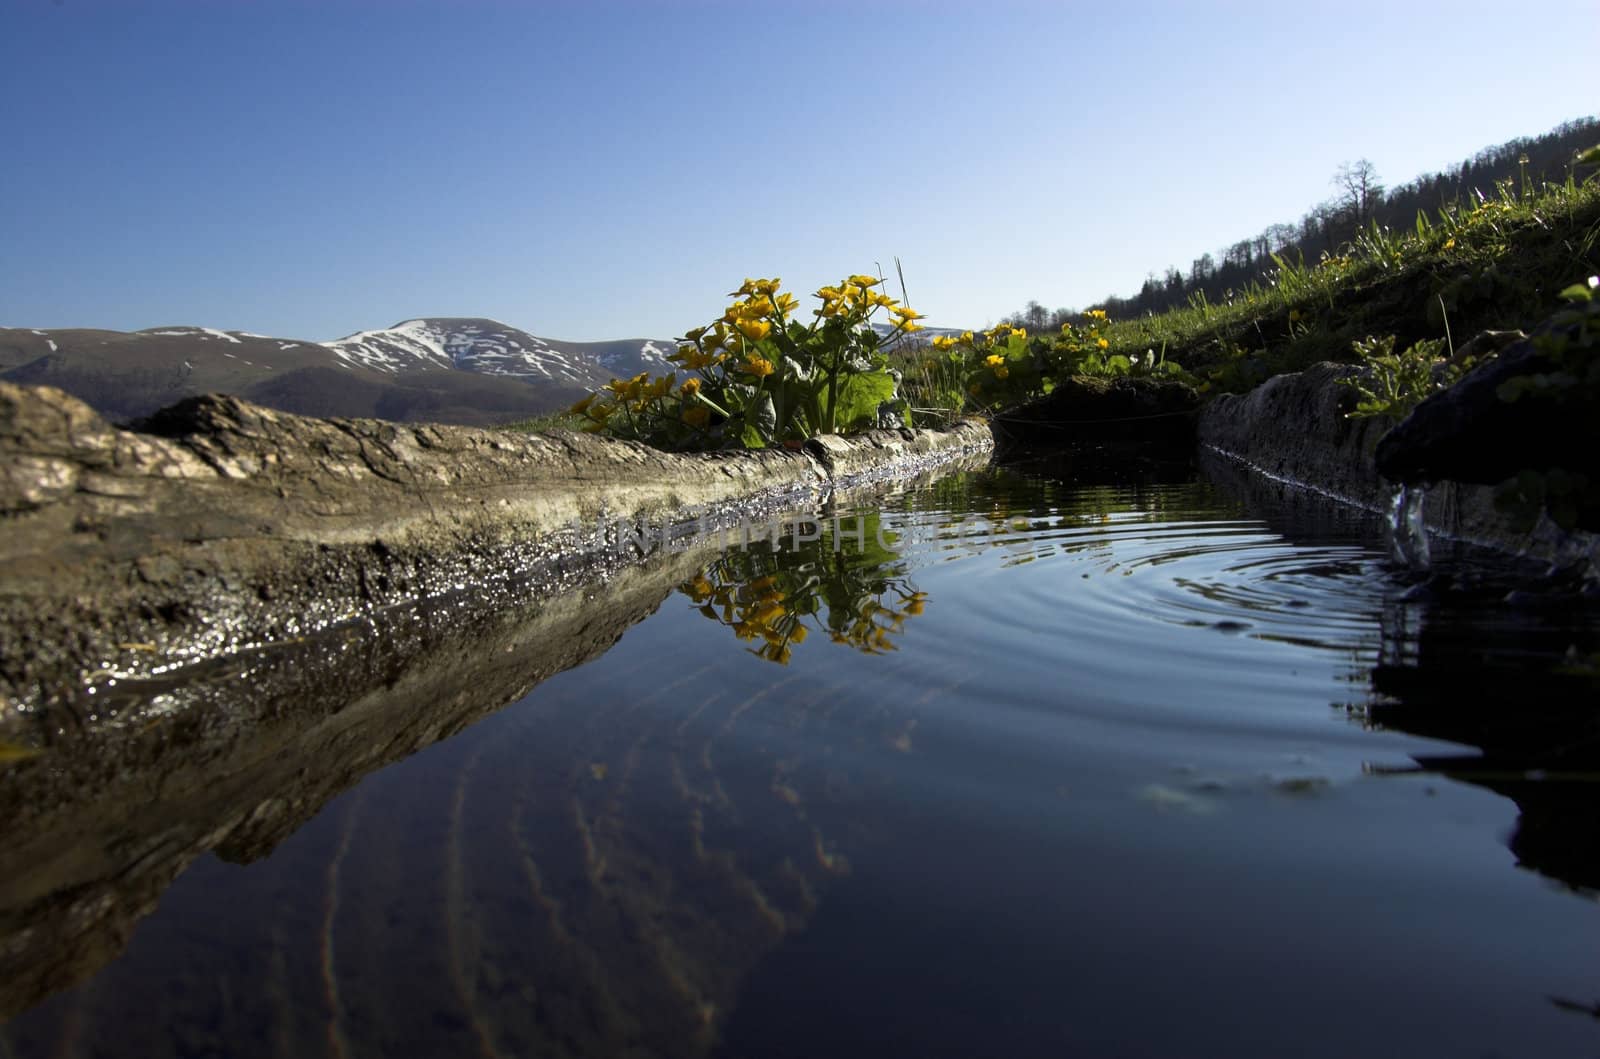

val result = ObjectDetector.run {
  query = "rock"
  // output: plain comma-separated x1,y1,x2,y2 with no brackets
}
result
1375,326,1596,489
1197,362,1600,567
1198,363,1390,509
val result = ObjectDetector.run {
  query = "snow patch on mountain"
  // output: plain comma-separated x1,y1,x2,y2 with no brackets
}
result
325,320,454,373
431,320,590,384
147,326,243,344
639,341,675,366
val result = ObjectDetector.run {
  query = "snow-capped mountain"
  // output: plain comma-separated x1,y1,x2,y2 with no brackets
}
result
323,318,678,389
0,318,684,428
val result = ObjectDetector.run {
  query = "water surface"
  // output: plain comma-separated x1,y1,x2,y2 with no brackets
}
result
4,455,1599,1058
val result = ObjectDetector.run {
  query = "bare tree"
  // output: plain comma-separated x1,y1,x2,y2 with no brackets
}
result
1022,300,1049,332
1333,159,1384,229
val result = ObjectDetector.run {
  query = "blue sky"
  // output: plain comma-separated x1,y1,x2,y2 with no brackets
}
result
3,0,1596,341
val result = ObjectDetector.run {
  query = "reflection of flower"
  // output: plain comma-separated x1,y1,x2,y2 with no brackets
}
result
677,514,928,665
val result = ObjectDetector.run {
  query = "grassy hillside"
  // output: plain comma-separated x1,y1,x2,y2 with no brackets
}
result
1107,177,1600,394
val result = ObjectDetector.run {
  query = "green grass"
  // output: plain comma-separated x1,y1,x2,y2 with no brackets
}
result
1093,178,1600,396
497,410,583,434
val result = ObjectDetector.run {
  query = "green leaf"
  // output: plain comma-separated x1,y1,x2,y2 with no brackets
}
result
831,371,898,433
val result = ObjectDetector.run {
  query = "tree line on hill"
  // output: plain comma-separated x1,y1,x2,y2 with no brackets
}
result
1002,115,1600,330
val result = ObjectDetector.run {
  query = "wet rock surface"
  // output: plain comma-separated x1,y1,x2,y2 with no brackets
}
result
0,383,992,735
1197,363,1599,567
1198,364,1391,510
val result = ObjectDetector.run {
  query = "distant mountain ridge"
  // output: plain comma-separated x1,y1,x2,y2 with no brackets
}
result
0,318,679,427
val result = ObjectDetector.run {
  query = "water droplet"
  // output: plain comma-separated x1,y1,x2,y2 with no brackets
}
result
1388,484,1430,570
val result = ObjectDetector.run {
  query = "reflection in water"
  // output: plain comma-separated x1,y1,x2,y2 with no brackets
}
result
4,455,1600,1057
681,513,927,664
1367,575,1600,892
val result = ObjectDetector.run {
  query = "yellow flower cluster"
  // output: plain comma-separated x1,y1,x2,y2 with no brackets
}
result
812,275,924,332
1057,309,1112,359
572,268,923,448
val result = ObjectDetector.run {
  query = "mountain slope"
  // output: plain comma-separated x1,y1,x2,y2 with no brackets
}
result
0,319,678,427
323,318,675,387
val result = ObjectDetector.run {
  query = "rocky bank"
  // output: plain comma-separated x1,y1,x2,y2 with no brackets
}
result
0,383,992,740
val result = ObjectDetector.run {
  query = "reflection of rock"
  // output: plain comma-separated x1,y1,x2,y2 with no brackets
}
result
1345,554,1600,894
0,545,719,1021
0,539,925,1058
0,382,991,733
1370,638,1600,894
1199,440,1600,894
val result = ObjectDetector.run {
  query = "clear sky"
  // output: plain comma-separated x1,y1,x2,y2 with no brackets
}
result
3,0,1596,341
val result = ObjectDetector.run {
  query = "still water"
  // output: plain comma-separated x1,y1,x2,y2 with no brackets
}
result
4,454,1600,1058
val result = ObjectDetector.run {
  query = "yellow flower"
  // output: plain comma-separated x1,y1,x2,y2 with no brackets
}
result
731,277,781,298
608,372,648,400
789,624,808,644
890,305,924,322
960,330,974,344
677,346,722,371
1443,237,1456,250
1096,337,1109,350
773,291,799,317
847,274,881,288
905,599,925,616
735,318,772,341
681,377,702,397
683,325,708,342
931,335,956,351
683,404,710,428
1087,309,1108,321
984,354,1005,368
723,298,767,324
995,364,1009,379
741,355,775,377
1011,326,1027,341
569,393,597,415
